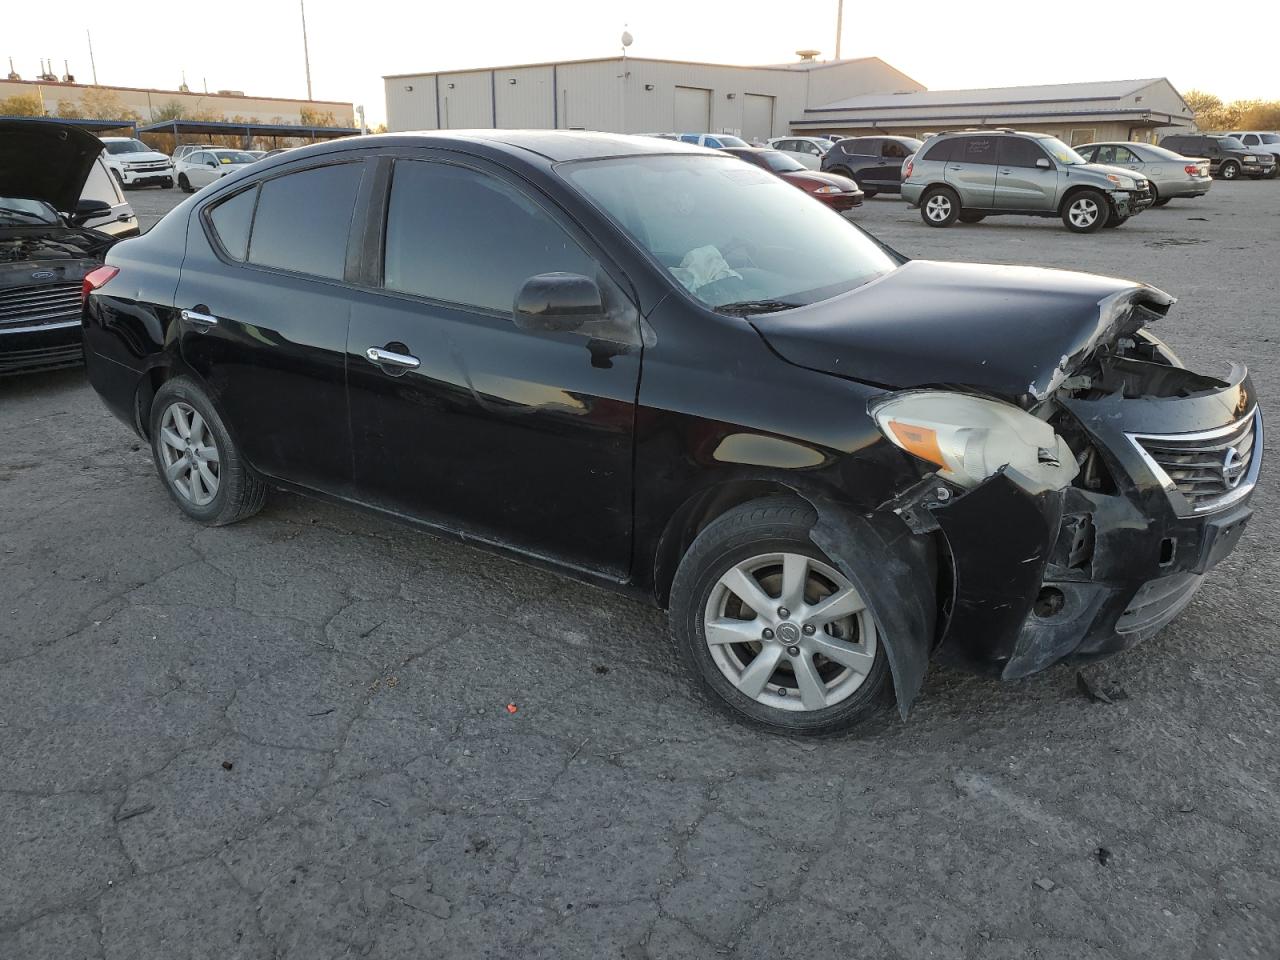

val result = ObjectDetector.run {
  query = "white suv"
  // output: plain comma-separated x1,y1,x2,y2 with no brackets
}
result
100,137,174,189
1225,132,1280,177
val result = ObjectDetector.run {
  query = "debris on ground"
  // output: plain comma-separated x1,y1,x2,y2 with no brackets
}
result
114,803,155,822
1095,847,1112,866
1034,878,1056,892
1076,672,1129,704
221,760,234,771
1179,802,1195,814
506,703,518,714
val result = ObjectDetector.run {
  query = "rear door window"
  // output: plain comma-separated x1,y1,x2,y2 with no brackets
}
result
881,140,911,159
954,137,997,164
207,186,258,261
1241,134,1259,145
247,162,364,280
920,138,954,162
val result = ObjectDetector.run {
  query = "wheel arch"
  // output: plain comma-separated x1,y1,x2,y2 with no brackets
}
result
1058,182,1109,214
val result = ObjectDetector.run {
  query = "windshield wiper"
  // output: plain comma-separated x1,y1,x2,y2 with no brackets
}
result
0,206,50,223
716,299,803,316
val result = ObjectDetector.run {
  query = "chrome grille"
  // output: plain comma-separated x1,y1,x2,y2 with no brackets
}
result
0,282,82,330
1131,409,1261,513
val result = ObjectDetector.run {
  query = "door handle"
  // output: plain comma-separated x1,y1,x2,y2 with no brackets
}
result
180,308,218,327
365,346,421,370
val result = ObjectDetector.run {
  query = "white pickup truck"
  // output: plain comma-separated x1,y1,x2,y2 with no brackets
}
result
100,137,174,189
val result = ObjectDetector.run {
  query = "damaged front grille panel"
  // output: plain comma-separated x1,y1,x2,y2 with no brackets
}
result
1130,409,1262,513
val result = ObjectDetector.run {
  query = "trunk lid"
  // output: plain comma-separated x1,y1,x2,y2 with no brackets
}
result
750,260,1174,405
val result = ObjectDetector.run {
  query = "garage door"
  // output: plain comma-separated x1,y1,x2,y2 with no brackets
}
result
742,94,774,142
673,86,711,132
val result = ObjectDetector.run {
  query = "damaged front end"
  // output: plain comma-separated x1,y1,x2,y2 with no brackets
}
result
872,287,1262,692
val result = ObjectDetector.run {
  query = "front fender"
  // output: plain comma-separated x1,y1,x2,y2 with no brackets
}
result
809,502,936,719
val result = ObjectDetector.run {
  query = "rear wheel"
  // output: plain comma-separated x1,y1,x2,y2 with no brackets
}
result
1062,190,1110,233
670,498,893,736
920,186,960,227
149,378,267,526
1219,160,1239,180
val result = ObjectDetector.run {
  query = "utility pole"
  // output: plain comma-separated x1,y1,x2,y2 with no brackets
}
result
835,0,844,59
86,30,99,84
300,0,313,100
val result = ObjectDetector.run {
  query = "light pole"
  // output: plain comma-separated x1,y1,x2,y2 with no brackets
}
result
300,0,313,100
620,29,633,133
835,0,844,59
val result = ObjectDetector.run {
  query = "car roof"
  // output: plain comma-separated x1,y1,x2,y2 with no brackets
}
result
321,129,714,163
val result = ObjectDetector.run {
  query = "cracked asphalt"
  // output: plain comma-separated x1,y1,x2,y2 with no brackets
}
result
2,181,1278,959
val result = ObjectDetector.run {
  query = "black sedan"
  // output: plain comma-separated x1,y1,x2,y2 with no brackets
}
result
83,132,1262,735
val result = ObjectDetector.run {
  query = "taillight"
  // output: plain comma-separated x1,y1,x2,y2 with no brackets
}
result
1184,164,1199,175
82,265,119,305
904,158,914,179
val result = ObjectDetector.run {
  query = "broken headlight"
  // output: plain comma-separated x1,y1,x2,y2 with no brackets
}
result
869,391,1078,490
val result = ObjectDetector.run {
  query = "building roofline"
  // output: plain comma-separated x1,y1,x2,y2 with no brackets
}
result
383,54,882,80
0,76,350,109
790,108,1185,127
808,84,1170,114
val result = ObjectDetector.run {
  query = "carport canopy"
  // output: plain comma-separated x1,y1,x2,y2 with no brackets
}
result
138,118,360,146
0,115,138,134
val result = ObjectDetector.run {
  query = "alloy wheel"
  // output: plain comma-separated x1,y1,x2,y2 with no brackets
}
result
157,401,220,506
703,552,878,712
1068,197,1100,228
925,194,952,222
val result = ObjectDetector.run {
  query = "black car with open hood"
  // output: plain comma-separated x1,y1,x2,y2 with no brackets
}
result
80,131,1262,735
1,119,119,375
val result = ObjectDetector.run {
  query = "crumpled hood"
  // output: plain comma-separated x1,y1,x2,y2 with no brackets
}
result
751,260,1174,405
0,119,103,213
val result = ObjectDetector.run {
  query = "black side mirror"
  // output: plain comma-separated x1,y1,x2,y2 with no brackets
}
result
513,273,603,333
1035,157,1052,170
70,198,112,225
207,160,219,168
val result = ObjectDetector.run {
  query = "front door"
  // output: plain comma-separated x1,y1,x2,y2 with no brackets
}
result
174,159,368,495
944,136,999,208
993,136,1059,210
345,156,642,577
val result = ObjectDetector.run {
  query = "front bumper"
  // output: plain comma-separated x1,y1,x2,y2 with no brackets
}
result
0,321,83,375
927,367,1260,679
1111,185,1154,217
819,191,864,211
119,165,173,186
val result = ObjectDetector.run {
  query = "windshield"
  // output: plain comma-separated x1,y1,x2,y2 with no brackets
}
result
758,150,807,173
0,197,59,224
211,151,258,164
105,139,150,155
717,135,749,148
1218,137,1247,150
560,154,896,312
1036,137,1087,165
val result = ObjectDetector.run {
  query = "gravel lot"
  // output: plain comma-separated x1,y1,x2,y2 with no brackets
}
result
2,180,1277,960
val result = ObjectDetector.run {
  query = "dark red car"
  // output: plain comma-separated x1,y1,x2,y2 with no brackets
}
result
722,147,864,211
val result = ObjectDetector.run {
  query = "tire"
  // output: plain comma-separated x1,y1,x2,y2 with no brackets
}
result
669,497,893,736
149,377,267,526
1146,183,1160,206
163,177,174,189
829,166,852,179
958,212,986,223
1061,189,1110,233
1219,161,1239,180
1103,215,1128,229
1152,197,1171,207
920,186,960,227
862,189,878,198
178,173,193,193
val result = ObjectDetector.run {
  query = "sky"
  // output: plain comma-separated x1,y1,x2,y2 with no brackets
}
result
5,0,1276,126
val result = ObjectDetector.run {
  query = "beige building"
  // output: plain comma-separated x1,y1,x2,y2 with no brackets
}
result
0,77,353,127
791,78,1196,145
384,56,924,141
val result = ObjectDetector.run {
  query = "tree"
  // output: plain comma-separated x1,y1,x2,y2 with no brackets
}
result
152,100,187,122
299,108,339,128
77,87,140,122
0,94,44,116
1183,90,1239,132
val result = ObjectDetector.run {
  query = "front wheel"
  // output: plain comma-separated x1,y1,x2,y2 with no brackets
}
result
1219,161,1239,180
163,177,174,189
920,187,960,227
669,498,893,736
149,378,267,526
1062,190,1110,233
178,173,193,193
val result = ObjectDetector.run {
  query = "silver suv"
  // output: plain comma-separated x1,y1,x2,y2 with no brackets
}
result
901,130,1154,233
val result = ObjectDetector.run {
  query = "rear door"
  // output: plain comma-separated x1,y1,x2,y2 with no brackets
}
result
943,136,999,208
343,154,642,577
174,158,369,495
876,139,913,191
993,136,1057,210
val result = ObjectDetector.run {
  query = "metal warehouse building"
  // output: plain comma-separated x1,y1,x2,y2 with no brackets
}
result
384,56,1195,146
791,78,1196,145
383,56,924,141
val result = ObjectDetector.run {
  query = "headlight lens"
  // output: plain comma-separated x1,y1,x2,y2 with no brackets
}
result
814,185,842,194
1243,154,1257,162
870,391,1079,490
